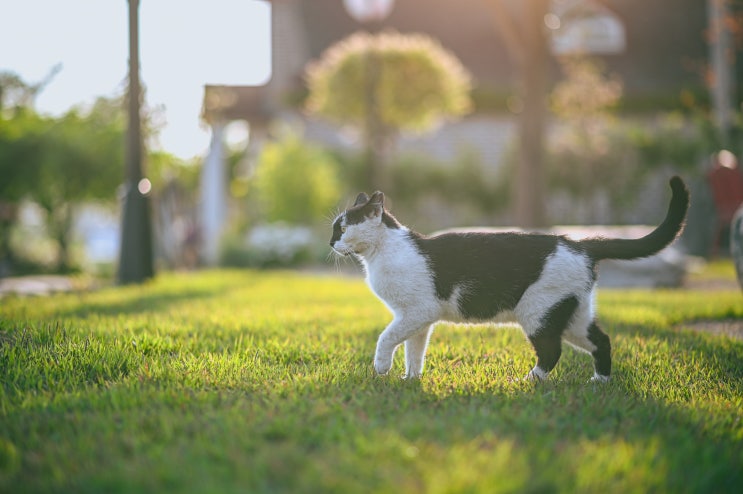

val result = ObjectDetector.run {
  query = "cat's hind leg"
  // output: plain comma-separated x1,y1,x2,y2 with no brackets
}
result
404,325,434,379
563,319,612,382
586,322,611,382
525,296,579,381
560,288,612,382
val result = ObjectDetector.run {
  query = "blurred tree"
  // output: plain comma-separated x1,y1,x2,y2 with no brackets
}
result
253,134,340,224
0,69,128,273
551,57,622,125
147,150,200,191
0,65,60,115
306,31,471,190
0,70,60,272
549,57,624,208
0,111,45,200
26,97,126,272
0,109,47,271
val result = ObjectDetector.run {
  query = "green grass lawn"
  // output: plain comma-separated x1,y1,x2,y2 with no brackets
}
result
1,265,742,493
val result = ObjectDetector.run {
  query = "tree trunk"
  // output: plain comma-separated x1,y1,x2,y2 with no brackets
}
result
57,234,70,273
516,0,549,228
0,202,17,269
364,39,385,191
708,0,734,145
44,202,73,273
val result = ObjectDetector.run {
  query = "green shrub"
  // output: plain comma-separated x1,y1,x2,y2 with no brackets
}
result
332,149,510,230
253,134,341,225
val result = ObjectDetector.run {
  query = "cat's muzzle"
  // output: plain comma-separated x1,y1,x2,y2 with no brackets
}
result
330,245,352,257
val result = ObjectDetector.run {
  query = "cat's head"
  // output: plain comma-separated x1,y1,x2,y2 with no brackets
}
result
329,191,400,256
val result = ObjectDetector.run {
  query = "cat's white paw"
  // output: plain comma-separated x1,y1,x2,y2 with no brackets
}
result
374,358,392,376
590,373,611,384
525,367,548,382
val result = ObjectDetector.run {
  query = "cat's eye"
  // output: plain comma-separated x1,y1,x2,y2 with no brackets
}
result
341,226,347,233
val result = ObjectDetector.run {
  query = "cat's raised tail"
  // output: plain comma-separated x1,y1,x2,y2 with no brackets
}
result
580,176,690,261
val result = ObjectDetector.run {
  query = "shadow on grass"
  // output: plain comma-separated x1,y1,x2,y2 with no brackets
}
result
306,355,743,491
55,286,235,319
616,322,743,395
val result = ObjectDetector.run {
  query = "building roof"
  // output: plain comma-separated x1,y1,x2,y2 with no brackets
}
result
201,85,273,125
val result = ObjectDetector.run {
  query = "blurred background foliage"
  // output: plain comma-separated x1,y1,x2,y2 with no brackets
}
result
253,133,340,225
1,42,739,275
0,72,195,275
0,100,125,273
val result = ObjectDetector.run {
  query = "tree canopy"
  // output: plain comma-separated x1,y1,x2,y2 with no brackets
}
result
306,31,471,134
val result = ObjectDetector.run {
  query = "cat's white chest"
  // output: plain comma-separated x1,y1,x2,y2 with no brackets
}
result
362,233,436,314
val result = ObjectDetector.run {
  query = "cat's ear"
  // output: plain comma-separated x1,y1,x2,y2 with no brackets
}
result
353,192,370,207
367,191,384,219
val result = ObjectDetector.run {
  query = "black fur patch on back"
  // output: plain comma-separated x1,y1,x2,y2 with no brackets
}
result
409,232,560,319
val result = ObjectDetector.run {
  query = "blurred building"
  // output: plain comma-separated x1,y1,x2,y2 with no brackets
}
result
205,0,716,163
199,0,725,261
274,0,710,113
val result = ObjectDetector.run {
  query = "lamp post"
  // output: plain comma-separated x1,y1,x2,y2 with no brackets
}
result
118,0,154,284
343,0,395,190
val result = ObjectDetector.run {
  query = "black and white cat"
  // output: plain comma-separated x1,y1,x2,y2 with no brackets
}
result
330,177,689,382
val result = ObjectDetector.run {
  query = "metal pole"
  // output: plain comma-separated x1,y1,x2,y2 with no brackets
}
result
118,0,154,284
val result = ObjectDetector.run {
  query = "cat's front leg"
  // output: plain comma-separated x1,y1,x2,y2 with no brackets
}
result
374,317,431,376
373,324,401,375
404,325,434,378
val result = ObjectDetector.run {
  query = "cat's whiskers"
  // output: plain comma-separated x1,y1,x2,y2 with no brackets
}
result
324,207,343,225
326,245,353,273
325,250,340,272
